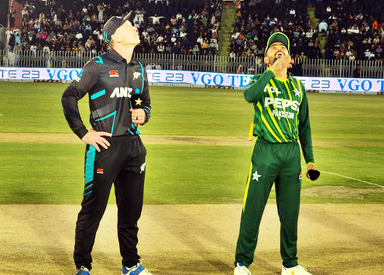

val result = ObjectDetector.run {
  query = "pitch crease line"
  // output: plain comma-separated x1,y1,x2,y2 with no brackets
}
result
301,166,384,188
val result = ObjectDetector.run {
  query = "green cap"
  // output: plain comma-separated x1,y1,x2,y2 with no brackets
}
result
265,32,290,54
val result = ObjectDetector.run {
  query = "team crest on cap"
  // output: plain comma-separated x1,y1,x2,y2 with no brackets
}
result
109,70,119,77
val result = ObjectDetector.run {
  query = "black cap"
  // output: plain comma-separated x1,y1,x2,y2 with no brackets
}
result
102,11,135,44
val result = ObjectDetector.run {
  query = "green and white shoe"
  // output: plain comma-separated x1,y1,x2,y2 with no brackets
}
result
234,262,251,275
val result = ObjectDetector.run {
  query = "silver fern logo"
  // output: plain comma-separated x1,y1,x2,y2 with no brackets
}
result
140,162,146,174
133,72,141,80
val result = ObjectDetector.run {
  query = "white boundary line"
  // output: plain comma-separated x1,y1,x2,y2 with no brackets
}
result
302,167,384,188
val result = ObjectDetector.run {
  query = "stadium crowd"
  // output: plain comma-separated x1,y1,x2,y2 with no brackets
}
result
4,0,384,63
5,0,222,57
316,0,384,61
229,0,384,62
228,0,321,60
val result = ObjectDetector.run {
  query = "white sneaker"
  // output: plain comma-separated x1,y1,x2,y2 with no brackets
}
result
234,262,251,275
281,265,312,275
122,263,153,275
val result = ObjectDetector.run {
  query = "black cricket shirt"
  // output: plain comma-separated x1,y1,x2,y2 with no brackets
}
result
61,49,151,139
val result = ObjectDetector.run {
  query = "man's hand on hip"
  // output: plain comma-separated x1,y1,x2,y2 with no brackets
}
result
81,129,111,152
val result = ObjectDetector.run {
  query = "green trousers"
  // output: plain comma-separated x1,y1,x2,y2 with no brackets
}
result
235,137,302,268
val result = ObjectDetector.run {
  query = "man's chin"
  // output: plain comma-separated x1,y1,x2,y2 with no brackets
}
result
132,39,140,47
270,57,277,65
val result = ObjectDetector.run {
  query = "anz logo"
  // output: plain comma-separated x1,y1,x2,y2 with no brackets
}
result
110,87,133,98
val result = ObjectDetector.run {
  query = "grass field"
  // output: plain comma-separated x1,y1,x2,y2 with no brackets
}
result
0,82,383,205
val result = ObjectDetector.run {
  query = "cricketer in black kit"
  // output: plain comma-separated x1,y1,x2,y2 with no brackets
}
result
61,11,153,275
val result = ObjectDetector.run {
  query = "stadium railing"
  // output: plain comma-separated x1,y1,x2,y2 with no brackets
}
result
1,49,383,78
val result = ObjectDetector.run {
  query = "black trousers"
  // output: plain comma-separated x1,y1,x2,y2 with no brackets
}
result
74,135,146,270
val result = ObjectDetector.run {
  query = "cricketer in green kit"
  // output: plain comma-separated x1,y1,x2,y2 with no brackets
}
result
233,32,318,275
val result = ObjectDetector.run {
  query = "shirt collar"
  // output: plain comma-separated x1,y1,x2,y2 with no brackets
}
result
109,48,127,63
274,73,296,82
108,48,138,65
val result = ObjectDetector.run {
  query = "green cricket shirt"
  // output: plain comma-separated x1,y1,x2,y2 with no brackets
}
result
244,68,314,164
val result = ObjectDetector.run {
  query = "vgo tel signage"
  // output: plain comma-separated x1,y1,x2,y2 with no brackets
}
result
1,67,384,93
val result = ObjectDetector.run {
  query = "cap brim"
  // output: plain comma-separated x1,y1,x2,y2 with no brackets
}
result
123,11,135,24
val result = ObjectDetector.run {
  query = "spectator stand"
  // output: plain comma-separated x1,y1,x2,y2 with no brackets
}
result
226,0,320,75
315,0,384,62
3,0,227,69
